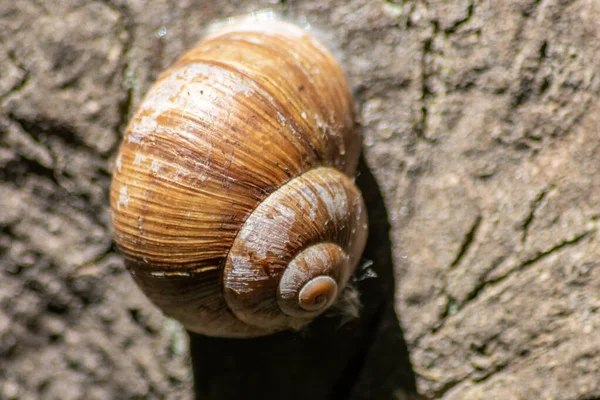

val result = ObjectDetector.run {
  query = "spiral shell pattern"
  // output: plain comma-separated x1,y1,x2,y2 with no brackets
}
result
110,16,367,337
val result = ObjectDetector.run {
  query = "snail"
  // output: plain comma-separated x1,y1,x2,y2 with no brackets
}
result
109,15,368,338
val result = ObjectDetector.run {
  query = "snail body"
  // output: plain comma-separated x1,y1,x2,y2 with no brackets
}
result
110,17,368,337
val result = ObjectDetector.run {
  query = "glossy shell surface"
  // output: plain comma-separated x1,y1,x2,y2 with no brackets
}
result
110,18,367,337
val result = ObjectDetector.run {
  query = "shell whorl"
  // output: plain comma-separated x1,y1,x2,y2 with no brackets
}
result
223,167,367,332
109,17,367,337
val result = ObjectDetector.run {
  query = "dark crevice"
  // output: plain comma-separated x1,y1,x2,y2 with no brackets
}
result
46,301,70,315
128,308,157,335
444,1,474,34
539,75,551,95
0,155,58,186
470,361,509,383
464,230,592,306
8,111,86,149
1,50,30,100
520,231,591,267
431,295,457,334
405,2,416,29
511,40,550,109
512,83,532,109
539,40,548,60
418,20,439,142
431,350,509,398
429,215,482,335
521,184,554,244
450,215,482,269
427,254,507,340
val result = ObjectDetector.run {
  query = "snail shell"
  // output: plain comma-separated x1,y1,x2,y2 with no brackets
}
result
110,17,368,337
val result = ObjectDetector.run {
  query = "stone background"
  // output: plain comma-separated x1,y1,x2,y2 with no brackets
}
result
1,0,599,399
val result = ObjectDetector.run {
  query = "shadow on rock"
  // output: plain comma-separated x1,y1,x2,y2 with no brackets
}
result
189,155,418,400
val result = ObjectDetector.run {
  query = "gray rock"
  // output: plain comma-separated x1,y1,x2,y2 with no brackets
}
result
1,1,598,399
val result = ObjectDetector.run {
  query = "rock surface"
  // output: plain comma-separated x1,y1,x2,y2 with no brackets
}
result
1,0,599,399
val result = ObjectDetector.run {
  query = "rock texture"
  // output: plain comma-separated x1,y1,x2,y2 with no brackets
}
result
1,0,599,399
366,1,600,398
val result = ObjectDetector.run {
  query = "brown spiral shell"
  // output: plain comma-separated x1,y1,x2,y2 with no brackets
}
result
109,16,368,337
